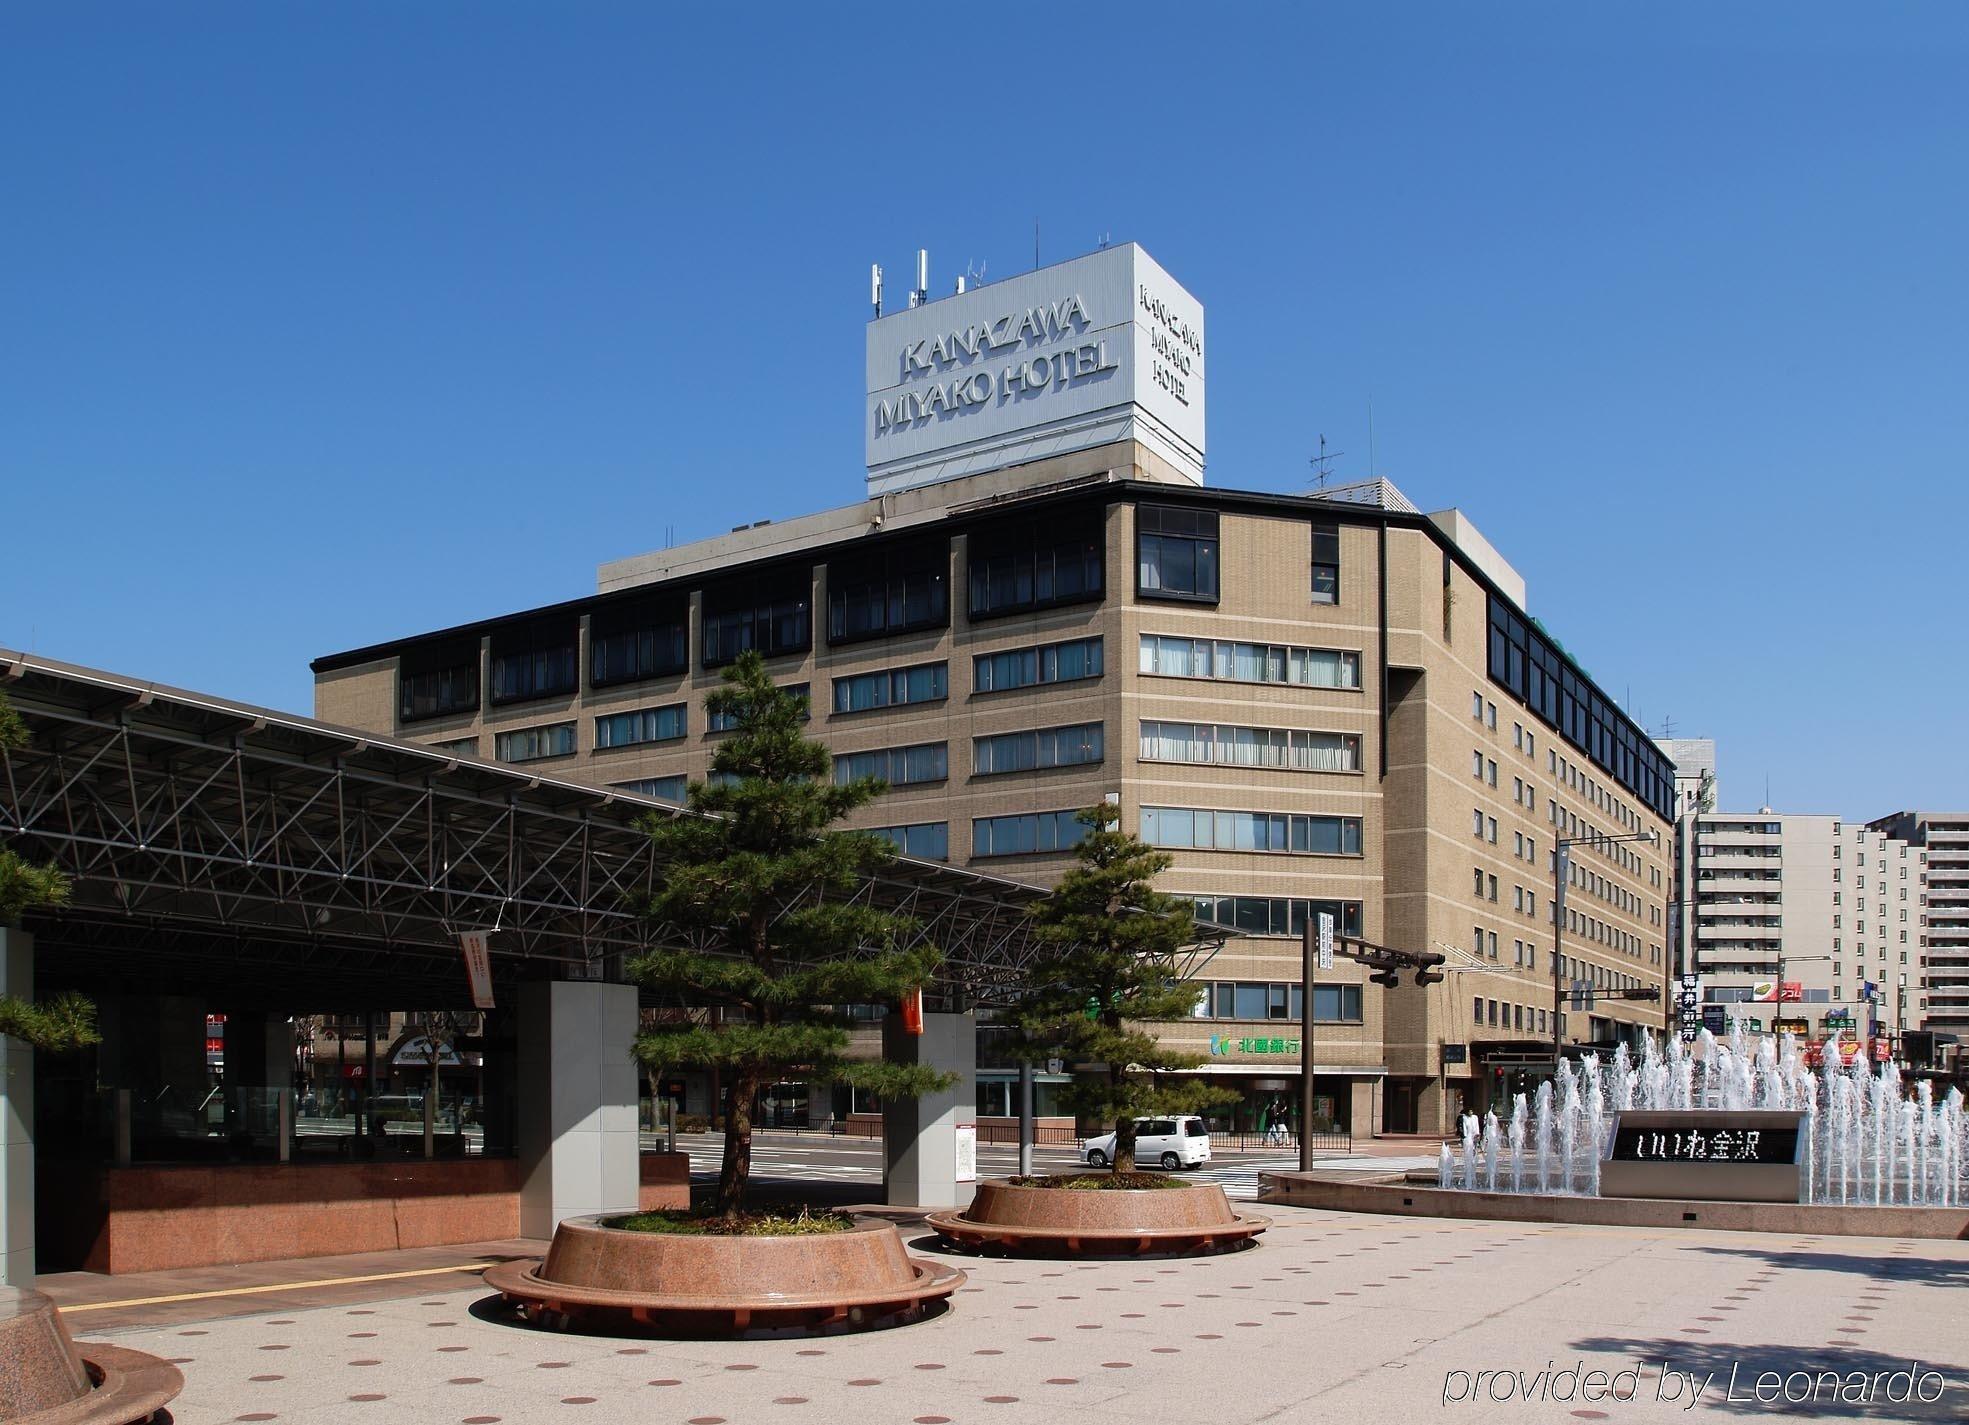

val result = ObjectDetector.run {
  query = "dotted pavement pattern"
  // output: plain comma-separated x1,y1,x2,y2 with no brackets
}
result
70,1205,1969,1424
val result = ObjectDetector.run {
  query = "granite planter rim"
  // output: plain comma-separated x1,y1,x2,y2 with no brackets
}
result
927,1176,1269,1257
0,1289,184,1425
484,1211,965,1335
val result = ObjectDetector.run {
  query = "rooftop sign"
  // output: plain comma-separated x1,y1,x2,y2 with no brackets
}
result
864,243,1205,495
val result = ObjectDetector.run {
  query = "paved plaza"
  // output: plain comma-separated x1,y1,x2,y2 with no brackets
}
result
48,1199,1969,1425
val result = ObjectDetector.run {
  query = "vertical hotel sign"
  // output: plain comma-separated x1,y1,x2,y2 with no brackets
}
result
864,242,1205,495
458,931,495,1010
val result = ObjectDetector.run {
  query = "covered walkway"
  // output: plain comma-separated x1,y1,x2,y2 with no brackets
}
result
0,650,1118,1283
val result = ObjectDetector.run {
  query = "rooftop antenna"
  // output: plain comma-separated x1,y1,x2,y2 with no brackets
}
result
909,249,928,308
1308,434,1345,492
870,263,883,319
1097,230,1112,250
955,275,966,294
964,258,988,289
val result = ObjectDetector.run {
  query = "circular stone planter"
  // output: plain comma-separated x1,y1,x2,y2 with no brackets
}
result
0,1286,183,1424
483,1214,964,1335
925,1178,1268,1257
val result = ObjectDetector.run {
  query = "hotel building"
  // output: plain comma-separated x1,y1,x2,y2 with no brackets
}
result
312,244,1676,1135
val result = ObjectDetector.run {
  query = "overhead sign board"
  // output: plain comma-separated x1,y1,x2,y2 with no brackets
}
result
865,243,1205,495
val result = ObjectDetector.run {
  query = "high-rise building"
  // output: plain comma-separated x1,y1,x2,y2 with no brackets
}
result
1867,812,1969,1039
311,244,1676,1135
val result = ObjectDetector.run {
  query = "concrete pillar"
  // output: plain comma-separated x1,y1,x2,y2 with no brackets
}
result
882,1011,975,1210
1,927,35,1286
1348,1078,1374,1142
517,980,639,1239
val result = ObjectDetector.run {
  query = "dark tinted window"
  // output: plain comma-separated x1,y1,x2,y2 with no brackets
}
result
398,637,480,723
1137,504,1219,601
590,596,688,686
702,569,812,666
967,509,1105,619
489,616,578,705
827,538,949,644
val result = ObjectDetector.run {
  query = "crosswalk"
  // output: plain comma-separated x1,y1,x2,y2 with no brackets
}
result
663,1133,1444,1201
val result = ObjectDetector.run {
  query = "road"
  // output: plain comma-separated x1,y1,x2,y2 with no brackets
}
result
655,1129,1439,1201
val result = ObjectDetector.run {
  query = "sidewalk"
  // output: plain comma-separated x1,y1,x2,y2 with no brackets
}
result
37,1238,544,1332
43,1204,1969,1424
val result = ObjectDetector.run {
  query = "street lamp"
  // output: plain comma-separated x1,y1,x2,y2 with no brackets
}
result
1551,827,1662,1072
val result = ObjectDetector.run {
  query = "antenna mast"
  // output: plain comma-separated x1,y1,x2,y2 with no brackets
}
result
1308,434,1345,492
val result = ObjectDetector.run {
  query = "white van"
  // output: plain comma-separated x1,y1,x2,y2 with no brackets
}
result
1078,1117,1211,1170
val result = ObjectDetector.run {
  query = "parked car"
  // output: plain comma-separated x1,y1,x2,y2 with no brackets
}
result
1078,1117,1210,1170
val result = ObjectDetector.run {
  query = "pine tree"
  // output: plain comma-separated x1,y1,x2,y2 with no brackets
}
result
629,651,951,1216
1010,805,1234,1174
0,689,96,1051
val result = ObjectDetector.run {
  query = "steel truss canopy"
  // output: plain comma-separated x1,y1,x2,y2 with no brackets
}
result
0,652,1219,1009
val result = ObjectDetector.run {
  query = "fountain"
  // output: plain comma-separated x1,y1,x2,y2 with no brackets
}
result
1439,1030,1968,1208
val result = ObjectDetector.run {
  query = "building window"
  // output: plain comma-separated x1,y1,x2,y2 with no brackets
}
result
870,821,949,860
832,662,948,714
1183,896,1363,939
826,538,949,644
595,704,687,750
1310,522,1339,604
973,635,1104,693
701,570,812,666
974,722,1104,775
1137,504,1219,601
398,638,481,723
967,510,1105,619
612,775,687,803
1140,721,1360,772
834,742,948,787
589,595,688,687
488,616,579,706
494,722,576,763
708,682,808,732
1138,635,1360,689
1195,981,1361,1023
1140,807,1363,856
428,736,478,758
972,810,1088,858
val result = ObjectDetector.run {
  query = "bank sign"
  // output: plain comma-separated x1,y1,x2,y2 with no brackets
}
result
1211,1033,1299,1056
865,243,1205,495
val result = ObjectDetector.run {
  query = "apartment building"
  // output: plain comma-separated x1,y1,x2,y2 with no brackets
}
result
1869,812,1969,1040
311,245,1674,1135
1673,810,1931,1052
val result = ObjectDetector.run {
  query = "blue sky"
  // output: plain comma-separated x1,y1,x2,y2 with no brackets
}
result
4,4,1965,817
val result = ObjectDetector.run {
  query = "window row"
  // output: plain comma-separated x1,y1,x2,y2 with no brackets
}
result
972,809,1088,858
1141,721,1360,773
398,503,1362,723
595,704,686,749
1138,635,1360,689
834,742,949,787
1141,807,1364,857
1191,981,1364,1023
869,821,949,860
1182,896,1364,939
1487,592,1674,821
973,723,1104,775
